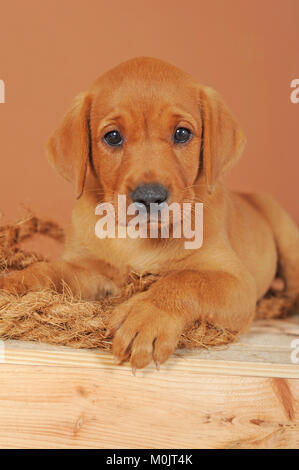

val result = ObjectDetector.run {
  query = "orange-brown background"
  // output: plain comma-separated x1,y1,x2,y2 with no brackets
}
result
0,0,298,227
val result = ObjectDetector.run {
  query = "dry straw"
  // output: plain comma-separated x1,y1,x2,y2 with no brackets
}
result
0,214,295,351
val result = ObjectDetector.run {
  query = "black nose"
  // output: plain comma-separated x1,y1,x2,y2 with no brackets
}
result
131,183,169,207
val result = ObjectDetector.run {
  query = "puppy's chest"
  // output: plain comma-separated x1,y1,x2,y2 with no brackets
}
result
100,238,176,275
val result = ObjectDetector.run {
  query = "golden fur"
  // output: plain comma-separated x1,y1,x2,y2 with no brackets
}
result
1,57,299,369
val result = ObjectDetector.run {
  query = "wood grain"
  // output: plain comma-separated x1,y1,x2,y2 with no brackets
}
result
0,365,298,448
0,316,298,448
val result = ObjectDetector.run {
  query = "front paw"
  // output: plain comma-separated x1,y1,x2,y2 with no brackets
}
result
107,293,184,369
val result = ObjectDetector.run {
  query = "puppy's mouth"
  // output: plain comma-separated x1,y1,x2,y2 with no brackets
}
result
136,205,174,236
116,200,172,228
95,190,200,242
133,201,167,220
119,198,195,237
101,182,197,237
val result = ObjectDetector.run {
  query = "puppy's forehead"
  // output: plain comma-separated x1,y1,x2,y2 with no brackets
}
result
90,57,199,116
93,57,195,89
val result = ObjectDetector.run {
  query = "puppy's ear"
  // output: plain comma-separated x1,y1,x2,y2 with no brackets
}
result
199,86,246,188
47,91,92,199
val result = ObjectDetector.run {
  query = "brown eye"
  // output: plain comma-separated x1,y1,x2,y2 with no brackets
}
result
174,127,192,143
104,130,123,146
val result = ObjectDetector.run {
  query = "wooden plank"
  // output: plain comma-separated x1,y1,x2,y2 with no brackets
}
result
0,316,298,448
2,342,299,379
0,364,298,449
1,316,299,378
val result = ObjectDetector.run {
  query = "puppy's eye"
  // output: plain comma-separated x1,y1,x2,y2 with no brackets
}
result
103,130,123,146
174,127,192,144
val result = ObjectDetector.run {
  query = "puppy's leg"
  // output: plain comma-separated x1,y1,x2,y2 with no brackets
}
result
108,257,256,368
0,259,119,299
247,193,299,304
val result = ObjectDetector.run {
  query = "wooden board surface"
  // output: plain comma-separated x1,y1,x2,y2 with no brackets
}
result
0,366,298,448
1,315,299,378
0,316,298,449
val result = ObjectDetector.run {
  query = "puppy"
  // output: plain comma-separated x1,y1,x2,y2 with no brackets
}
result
1,57,299,369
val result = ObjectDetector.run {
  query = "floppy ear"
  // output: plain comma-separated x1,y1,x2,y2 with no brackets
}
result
47,91,92,199
199,86,246,188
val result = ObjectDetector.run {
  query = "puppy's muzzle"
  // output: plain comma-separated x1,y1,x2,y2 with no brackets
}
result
131,183,169,211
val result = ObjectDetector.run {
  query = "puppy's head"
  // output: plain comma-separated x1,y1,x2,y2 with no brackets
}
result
47,57,245,213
